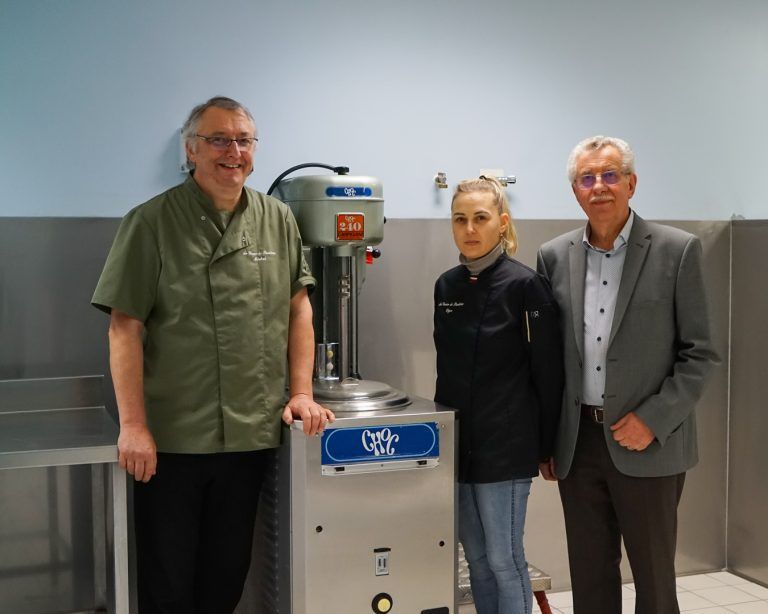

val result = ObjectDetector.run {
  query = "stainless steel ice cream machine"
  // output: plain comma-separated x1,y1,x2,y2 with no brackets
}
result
265,165,456,614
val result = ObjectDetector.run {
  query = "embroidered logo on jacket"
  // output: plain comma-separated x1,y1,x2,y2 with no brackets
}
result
438,301,464,314
242,249,277,262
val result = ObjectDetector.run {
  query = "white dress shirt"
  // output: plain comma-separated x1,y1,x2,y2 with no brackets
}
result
581,210,635,406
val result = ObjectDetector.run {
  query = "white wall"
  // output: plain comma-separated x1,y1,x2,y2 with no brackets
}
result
1,0,766,219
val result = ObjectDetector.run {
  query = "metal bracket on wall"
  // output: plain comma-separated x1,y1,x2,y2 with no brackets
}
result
496,175,516,186
434,171,448,189
479,168,516,186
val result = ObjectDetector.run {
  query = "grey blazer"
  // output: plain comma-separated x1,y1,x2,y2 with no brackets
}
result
537,214,718,478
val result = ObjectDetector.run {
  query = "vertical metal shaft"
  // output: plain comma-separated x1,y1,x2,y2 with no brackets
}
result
321,249,330,344
350,249,359,378
339,256,351,380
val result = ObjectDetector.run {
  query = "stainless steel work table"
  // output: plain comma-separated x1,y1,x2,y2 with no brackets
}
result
0,375,128,614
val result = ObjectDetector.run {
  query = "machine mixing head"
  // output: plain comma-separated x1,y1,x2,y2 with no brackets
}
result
270,165,411,413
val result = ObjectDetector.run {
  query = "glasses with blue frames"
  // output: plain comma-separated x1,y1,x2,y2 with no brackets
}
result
574,169,628,190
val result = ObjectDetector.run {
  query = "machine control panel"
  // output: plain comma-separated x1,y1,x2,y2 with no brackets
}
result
371,592,393,613
374,547,390,576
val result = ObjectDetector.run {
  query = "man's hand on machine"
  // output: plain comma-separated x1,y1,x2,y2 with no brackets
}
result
282,393,336,436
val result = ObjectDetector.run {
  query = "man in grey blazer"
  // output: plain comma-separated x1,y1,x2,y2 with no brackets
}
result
536,136,717,614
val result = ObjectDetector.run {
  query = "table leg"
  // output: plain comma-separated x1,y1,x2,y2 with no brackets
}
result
111,463,129,614
535,590,553,614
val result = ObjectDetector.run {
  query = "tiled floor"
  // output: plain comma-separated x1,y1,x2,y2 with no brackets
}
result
458,571,768,613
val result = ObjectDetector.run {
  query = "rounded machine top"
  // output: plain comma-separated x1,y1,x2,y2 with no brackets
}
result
273,174,383,203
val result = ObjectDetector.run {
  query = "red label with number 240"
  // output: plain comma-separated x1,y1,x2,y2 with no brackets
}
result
336,213,365,241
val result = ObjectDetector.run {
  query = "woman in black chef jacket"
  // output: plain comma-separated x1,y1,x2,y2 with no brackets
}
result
434,177,563,614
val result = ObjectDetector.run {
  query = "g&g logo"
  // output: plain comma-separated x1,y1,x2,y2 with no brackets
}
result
361,428,399,457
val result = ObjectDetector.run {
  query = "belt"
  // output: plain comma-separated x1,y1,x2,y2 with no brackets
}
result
581,404,604,424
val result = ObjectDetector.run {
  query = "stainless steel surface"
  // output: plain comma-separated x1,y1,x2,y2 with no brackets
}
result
350,251,359,377
0,218,126,613
728,220,768,586
0,376,118,470
0,219,120,391
0,375,128,614
313,378,411,413
357,218,730,590
314,342,340,381
0,407,120,469
111,463,129,614
0,375,105,413
92,464,108,608
339,255,352,380
284,172,413,419
269,177,457,612
276,397,456,614
321,249,331,344
673,220,730,577
282,175,388,399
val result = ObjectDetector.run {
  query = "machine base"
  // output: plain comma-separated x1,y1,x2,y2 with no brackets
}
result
267,397,456,614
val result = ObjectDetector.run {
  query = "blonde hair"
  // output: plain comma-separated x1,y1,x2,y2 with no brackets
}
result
451,176,518,255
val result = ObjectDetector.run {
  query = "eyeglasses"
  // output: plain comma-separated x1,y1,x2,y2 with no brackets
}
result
574,169,628,190
195,134,259,150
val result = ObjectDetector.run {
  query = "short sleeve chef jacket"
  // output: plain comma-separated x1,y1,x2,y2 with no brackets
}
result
92,176,315,454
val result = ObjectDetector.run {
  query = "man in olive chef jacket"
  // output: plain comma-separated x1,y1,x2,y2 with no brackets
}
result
537,136,717,614
92,96,334,614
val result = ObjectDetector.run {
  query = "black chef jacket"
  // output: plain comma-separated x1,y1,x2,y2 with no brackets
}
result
434,254,564,483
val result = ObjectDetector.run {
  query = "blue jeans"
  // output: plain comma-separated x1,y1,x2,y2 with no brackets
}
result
459,479,533,614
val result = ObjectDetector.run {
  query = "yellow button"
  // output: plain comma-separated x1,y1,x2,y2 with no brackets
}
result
377,597,392,612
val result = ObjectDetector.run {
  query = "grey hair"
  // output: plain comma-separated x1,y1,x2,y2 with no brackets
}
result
566,135,635,182
451,176,518,256
181,96,257,168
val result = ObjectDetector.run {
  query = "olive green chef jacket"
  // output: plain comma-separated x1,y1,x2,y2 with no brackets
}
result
92,176,315,454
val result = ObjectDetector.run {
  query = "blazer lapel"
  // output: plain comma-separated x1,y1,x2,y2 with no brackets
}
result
568,238,586,362
609,215,652,346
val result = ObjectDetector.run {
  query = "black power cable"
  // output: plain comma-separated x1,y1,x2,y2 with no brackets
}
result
266,163,349,196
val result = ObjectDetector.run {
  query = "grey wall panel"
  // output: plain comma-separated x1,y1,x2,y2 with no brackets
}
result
0,216,734,601
0,218,120,400
359,218,730,589
674,221,730,575
728,221,768,585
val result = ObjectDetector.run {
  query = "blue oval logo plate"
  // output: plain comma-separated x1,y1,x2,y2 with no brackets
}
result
321,422,439,465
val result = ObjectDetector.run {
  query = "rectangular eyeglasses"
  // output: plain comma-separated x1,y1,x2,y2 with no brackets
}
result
574,169,628,190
